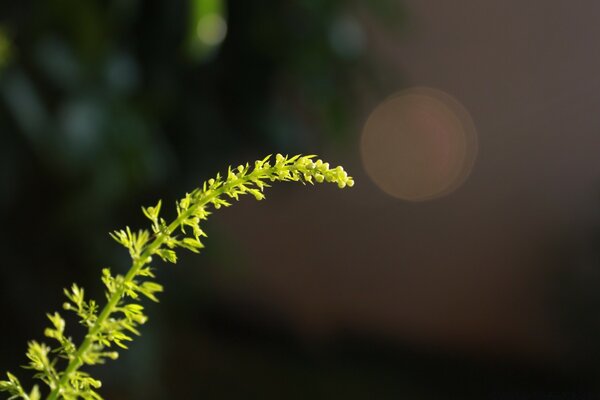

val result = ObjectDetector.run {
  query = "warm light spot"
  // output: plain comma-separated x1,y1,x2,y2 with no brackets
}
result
196,14,227,46
360,87,477,201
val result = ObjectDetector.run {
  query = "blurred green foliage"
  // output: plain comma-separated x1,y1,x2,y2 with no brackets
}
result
0,0,403,224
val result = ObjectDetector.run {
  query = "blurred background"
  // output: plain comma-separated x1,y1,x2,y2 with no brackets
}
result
2,0,600,398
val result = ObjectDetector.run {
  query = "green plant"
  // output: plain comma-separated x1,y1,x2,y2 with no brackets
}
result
0,154,353,400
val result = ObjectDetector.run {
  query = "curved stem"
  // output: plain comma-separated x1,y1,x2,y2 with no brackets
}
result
45,169,276,400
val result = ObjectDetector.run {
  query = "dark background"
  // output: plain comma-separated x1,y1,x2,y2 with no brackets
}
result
2,1,600,398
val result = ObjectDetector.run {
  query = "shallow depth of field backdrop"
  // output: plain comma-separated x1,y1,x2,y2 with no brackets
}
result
2,1,600,399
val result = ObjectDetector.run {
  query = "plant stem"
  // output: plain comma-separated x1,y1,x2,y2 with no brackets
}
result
46,204,210,399
45,169,271,400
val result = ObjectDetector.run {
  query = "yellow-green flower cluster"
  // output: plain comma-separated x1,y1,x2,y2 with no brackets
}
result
0,154,353,400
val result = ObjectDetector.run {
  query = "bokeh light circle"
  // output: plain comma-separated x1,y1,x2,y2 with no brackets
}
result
360,87,477,201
